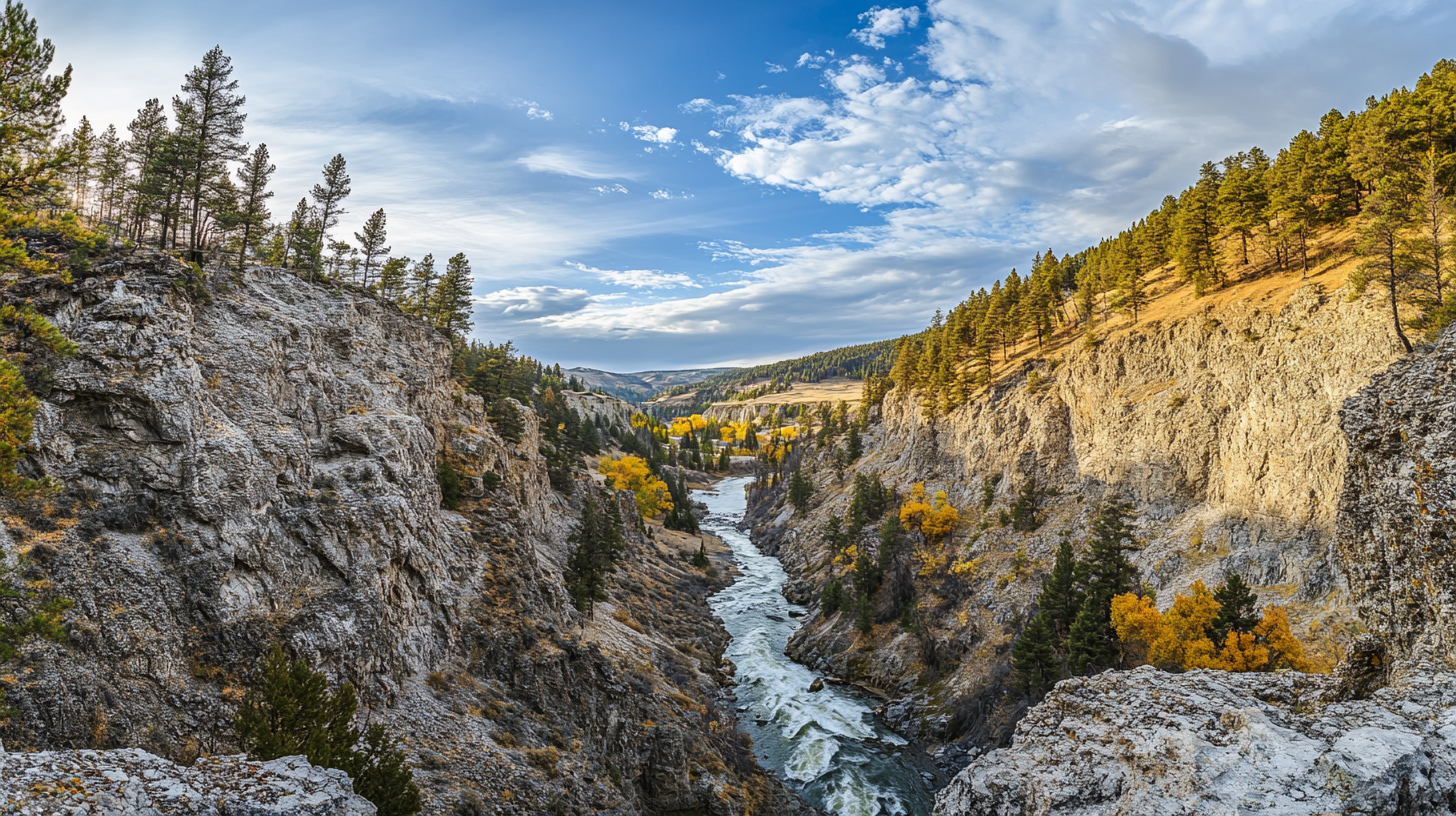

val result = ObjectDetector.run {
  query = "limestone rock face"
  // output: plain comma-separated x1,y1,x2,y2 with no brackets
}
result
758,282,1404,753
933,666,1456,816
932,322,1456,815
0,747,376,815
1337,323,1456,665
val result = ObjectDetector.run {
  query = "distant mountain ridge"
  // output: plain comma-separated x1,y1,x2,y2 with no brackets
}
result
565,366,734,401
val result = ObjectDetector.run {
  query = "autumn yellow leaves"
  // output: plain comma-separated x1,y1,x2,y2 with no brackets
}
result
597,455,673,518
1111,581,1318,673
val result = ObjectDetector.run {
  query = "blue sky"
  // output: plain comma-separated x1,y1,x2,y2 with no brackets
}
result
38,0,1456,371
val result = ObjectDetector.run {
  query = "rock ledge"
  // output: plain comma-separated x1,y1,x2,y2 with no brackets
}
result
0,747,374,815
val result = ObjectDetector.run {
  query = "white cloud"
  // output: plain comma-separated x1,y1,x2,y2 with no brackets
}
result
591,183,629,195
517,147,637,179
796,52,827,68
851,6,922,48
509,98,553,120
475,286,591,317
631,124,678,144
566,261,702,289
766,62,787,73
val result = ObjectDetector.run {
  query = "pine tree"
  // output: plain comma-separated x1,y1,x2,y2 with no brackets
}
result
821,578,845,616
1011,612,1061,697
124,98,169,239
233,143,274,273
377,256,409,303
284,197,320,275
408,254,438,317
309,153,351,266
564,494,626,618
488,399,524,444
1038,535,1084,644
1213,573,1261,638
233,645,421,816
173,46,248,258
0,1,73,202
846,424,863,460
1173,162,1223,296
354,208,389,288
434,252,474,336
1009,477,1041,532
65,116,94,212
787,466,814,512
1351,180,1417,353
1067,501,1139,674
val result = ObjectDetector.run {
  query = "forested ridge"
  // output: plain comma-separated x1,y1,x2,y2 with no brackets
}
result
868,59,1456,418
652,338,897,410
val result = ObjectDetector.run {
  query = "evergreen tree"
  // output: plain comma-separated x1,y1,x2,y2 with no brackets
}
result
1009,477,1041,532
1351,180,1417,353
173,46,248,258
433,252,474,336
309,153,351,266
488,399,524,444
65,115,94,212
377,256,409,302
1011,612,1061,697
1038,535,1085,644
846,424,863,460
408,254,438,317
234,645,422,816
787,466,814,512
124,98,169,239
1213,573,1261,638
1067,501,1139,674
233,143,274,273
854,591,874,633
284,197,319,275
821,578,845,616
563,494,626,618
0,1,73,202
354,208,389,288
1173,162,1224,296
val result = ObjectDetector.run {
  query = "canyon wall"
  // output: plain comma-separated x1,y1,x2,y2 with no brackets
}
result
753,279,1407,749
1,253,804,815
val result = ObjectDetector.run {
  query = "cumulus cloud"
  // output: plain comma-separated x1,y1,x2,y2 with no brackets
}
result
475,286,590,318
566,261,702,289
851,6,922,48
631,124,678,144
591,183,629,195
766,62,787,73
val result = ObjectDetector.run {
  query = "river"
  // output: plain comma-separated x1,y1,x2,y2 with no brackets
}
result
699,477,935,816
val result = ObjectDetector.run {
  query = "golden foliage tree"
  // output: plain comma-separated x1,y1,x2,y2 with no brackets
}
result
1111,585,1322,674
899,482,960,543
597,455,673,519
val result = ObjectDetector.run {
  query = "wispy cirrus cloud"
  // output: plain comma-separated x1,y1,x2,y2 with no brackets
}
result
565,261,702,289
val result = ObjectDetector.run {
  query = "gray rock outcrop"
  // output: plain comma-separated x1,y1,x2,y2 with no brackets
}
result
933,666,1456,816
0,747,375,815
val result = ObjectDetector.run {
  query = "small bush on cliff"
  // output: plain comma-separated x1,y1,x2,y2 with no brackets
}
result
234,644,422,816
437,458,462,510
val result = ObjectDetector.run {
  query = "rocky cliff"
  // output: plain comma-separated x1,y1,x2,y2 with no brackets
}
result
751,279,1406,751
931,320,1456,816
0,252,803,815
